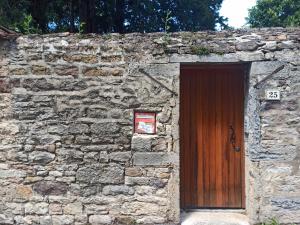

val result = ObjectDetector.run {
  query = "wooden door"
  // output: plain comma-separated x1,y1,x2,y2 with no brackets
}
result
180,64,246,209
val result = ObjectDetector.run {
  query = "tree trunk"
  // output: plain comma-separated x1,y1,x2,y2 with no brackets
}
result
30,0,48,32
79,0,96,33
114,0,125,33
70,0,76,32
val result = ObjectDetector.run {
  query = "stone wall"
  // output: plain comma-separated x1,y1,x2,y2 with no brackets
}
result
0,28,299,225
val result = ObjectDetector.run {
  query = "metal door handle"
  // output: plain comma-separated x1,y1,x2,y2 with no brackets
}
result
229,125,240,152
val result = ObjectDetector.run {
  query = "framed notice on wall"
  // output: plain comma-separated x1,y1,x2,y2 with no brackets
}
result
134,112,156,134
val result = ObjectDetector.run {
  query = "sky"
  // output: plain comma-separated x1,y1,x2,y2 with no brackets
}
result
220,0,257,28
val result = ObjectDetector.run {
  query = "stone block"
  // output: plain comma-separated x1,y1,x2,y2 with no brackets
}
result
90,123,120,135
49,203,63,215
54,65,79,76
136,216,165,224
131,135,152,152
52,215,74,225
33,181,68,196
29,151,55,165
101,54,123,63
125,176,167,188
84,204,108,215
89,215,112,225
236,51,265,61
31,65,51,75
109,152,131,162
68,123,89,134
63,202,83,215
0,169,26,178
25,202,48,215
15,185,33,200
125,167,143,177
40,216,52,225
236,40,259,51
76,164,124,184
63,54,98,63
0,122,19,135
82,67,124,76
0,214,13,225
102,185,135,196
133,152,178,166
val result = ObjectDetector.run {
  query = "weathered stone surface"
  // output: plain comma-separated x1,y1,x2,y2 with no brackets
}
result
102,185,134,196
90,123,120,135
109,152,131,162
133,152,178,166
33,181,68,195
0,169,26,178
52,215,74,225
31,65,51,75
29,151,55,164
136,216,165,224
54,65,79,76
0,214,13,225
82,67,123,76
63,54,98,63
25,202,48,215
131,135,152,152
89,215,112,225
236,40,259,51
76,164,124,184
63,202,82,215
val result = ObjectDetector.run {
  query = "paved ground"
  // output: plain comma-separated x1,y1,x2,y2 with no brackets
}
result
181,211,250,225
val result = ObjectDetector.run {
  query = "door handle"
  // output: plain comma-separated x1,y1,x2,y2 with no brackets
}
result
229,125,241,152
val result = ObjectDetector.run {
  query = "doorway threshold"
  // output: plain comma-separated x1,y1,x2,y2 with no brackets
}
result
181,211,249,225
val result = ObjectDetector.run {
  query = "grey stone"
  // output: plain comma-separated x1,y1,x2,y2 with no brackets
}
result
264,41,277,51
29,151,55,164
90,123,120,135
84,204,108,215
133,152,178,166
109,151,131,162
89,215,112,225
76,164,124,184
33,181,68,195
236,40,259,51
63,202,83,214
0,169,26,178
102,185,135,196
0,214,13,225
52,215,74,225
25,202,48,215
131,135,152,152
40,216,52,225
68,123,89,134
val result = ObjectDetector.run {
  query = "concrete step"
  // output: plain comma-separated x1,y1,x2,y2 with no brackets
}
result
181,211,250,225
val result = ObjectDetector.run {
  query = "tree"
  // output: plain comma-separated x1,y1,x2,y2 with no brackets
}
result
0,0,228,34
247,0,300,27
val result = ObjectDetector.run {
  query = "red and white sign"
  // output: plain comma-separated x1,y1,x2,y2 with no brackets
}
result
134,112,156,134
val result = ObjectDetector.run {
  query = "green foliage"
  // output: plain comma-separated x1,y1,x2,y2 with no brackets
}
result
247,0,300,27
162,10,172,47
260,218,296,225
16,14,41,34
79,22,86,35
261,218,280,225
0,0,228,34
164,10,172,33
190,45,224,56
191,46,211,56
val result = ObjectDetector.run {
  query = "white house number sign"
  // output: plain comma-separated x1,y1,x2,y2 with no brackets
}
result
265,90,280,100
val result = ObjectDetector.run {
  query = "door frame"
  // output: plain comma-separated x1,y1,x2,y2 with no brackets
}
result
179,62,251,210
